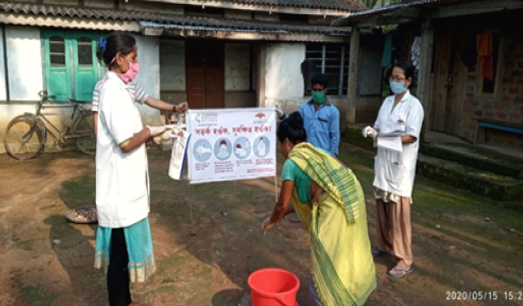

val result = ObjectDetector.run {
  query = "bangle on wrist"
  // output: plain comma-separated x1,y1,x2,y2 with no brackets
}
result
172,105,178,113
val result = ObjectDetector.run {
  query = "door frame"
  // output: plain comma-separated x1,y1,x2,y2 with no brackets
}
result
185,39,225,109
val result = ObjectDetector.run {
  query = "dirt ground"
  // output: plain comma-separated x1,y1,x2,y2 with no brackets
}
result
1,144,522,306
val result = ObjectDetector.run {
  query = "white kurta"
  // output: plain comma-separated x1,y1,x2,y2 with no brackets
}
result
96,72,150,228
373,90,424,198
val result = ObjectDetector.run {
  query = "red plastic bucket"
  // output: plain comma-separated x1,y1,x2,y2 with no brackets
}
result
248,268,300,306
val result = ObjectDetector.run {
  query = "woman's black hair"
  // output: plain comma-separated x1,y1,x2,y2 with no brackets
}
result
96,33,136,67
277,112,307,144
392,60,415,81
311,73,329,89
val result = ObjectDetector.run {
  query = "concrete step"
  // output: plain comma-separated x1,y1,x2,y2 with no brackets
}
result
417,155,523,202
421,143,523,180
344,126,523,202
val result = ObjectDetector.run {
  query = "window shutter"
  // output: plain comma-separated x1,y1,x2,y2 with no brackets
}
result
44,31,72,101
73,33,99,101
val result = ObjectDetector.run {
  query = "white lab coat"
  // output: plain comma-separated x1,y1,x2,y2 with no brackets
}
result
96,72,149,228
373,90,424,198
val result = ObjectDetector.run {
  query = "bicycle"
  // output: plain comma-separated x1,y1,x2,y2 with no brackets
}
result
4,90,96,160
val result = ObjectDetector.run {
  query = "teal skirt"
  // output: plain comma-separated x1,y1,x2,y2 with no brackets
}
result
94,217,156,283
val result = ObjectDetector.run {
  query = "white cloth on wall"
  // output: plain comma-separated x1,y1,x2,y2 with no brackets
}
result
411,36,421,69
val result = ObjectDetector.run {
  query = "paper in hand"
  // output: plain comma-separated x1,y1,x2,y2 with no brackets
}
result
168,130,191,181
377,136,403,152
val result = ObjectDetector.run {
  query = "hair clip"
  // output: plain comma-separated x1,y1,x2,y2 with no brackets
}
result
98,37,107,52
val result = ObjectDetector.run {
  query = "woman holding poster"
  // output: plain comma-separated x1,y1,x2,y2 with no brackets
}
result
262,112,376,306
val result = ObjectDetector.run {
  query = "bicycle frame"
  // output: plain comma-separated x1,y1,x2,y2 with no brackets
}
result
37,104,81,142
31,91,90,143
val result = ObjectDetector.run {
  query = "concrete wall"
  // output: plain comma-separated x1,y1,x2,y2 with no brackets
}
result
135,35,161,126
160,40,256,108
0,28,162,154
159,39,186,107
264,43,306,109
0,27,7,101
254,12,279,22
6,26,43,101
224,9,252,20
160,40,185,91
225,43,250,91
0,26,84,154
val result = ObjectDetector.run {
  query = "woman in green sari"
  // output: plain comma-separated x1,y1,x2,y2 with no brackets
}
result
262,112,376,306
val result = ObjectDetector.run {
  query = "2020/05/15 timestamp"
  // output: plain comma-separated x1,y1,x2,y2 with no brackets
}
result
446,291,523,301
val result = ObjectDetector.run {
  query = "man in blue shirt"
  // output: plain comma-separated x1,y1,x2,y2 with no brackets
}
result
277,73,340,156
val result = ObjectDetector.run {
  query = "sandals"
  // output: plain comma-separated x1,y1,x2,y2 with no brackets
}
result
372,246,393,257
288,213,301,223
388,265,413,278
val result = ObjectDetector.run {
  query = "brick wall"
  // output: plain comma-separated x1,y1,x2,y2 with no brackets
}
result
460,30,523,148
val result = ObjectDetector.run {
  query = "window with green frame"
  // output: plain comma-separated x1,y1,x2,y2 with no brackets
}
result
43,30,100,101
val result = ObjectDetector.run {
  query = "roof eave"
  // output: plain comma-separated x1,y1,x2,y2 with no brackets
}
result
333,0,523,27
134,0,360,16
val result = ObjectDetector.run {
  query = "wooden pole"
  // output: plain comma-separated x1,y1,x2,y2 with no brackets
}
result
188,180,194,225
417,20,434,143
347,26,360,127
274,175,278,203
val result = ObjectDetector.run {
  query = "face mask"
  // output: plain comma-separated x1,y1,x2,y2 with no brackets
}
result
312,91,326,104
390,80,407,95
119,58,139,84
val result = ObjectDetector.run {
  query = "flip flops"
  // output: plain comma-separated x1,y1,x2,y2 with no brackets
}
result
288,213,301,223
388,265,413,278
372,246,393,257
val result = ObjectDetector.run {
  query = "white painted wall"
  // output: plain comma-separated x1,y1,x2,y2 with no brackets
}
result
160,40,185,91
0,28,7,101
0,31,163,155
225,43,250,91
6,26,44,101
135,35,161,125
264,43,305,111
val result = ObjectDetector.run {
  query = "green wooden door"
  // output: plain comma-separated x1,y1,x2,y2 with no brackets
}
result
72,33,99,101
44,31,72,101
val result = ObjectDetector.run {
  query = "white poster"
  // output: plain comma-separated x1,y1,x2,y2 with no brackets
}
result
187,108,277,184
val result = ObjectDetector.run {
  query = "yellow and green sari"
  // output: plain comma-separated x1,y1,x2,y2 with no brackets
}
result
288,143,376,306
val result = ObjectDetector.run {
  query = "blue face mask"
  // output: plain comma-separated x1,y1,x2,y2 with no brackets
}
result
390,80,407,95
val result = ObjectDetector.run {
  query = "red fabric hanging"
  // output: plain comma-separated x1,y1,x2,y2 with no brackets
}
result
477,31,493,80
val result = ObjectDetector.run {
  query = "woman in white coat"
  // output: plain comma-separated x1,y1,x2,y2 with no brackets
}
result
94,33,177,306
362,61,424,278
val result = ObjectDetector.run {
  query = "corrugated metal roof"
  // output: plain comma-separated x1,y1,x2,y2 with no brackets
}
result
140,21,288,34
336,0,476,22
0,2,178,22
202,0,365,11
140,17,351,35
0,2,351,36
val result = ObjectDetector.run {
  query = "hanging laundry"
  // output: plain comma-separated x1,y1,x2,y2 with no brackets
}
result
410,36,421,69
381,33,392,68
477,31,493,80
460,36,478,68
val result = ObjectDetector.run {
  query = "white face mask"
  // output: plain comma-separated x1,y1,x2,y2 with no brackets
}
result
218,145,227,157
236,147,246,157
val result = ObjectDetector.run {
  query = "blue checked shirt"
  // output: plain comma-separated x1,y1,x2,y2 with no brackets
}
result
282,99,340,156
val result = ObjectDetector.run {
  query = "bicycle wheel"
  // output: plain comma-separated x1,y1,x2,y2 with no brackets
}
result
4,115,46,160
73,113,96,156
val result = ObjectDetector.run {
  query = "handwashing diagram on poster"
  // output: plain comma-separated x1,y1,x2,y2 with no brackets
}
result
187,108,277,184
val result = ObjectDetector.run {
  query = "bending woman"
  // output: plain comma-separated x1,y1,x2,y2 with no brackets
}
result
262,112,376,306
